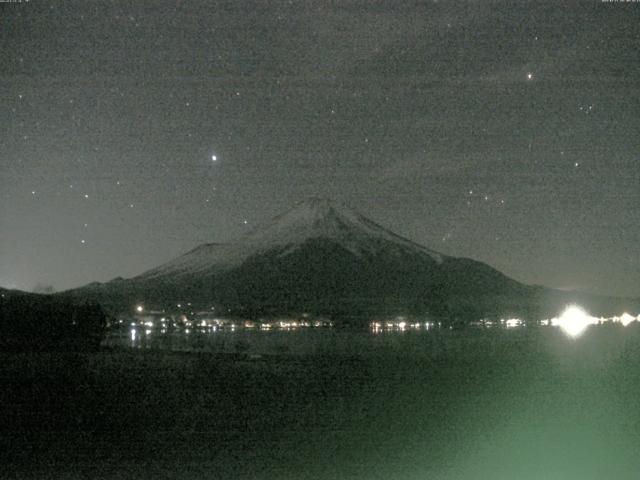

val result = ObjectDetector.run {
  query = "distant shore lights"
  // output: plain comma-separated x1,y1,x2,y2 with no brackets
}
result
618,312,635,327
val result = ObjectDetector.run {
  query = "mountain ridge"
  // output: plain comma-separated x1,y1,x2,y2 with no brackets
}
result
60,198,640,322
135,197,444,283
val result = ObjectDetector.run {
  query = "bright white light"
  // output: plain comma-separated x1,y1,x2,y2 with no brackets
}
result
505,318,522,328
526,72,533,80
553,305,595,337
130,329,136,341
619,313,635,327
211,155,217,161
136,305,143,313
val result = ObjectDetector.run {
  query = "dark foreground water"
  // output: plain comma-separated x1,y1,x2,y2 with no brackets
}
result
3,325,640,479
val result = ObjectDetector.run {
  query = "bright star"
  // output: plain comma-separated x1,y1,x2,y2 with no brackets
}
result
211,155,217,162
526,72,533,80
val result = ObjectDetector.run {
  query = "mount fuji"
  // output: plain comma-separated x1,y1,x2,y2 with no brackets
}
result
138,197,445,281
62,198,637,322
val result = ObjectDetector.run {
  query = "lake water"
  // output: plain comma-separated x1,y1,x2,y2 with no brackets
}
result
102,323,603,359
8,323,640,479
105,325,449,356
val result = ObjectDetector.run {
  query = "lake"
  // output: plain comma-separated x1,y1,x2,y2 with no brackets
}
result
104,323,545,358
4,324,640,479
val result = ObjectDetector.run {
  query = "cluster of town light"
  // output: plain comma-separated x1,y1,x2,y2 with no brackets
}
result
126,307,333,342
371,319,437,333
130,304,638,340
543,305,639,338
368,306,639,338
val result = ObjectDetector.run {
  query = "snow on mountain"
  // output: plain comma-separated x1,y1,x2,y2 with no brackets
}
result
135,198,444,282
135,242,240,281
243,198,444,261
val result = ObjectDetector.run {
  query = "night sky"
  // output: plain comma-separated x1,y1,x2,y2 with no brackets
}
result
1,1,639,297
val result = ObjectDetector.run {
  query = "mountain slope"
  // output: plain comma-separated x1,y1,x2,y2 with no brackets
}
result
135,198,444,283
61,198,638,321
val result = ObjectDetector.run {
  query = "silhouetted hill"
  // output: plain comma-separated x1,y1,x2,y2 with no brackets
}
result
0,288,106,350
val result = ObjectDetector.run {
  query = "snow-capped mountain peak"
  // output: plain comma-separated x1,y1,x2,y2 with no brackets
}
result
135,198,444,281
243,197,443,261
244,198,370,245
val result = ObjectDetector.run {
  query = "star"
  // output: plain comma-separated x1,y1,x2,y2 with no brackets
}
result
211,155,217,162
526,72,533,81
